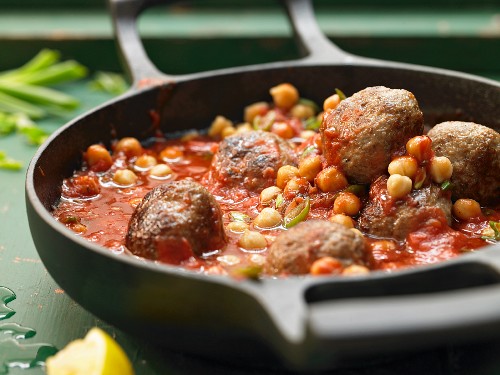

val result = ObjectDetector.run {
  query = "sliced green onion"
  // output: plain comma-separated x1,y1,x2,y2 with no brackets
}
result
229,211,251,223
0,91,46,119
0,113,16,135
335,88,347,100
482,221,500,241
275,193,284,209
284,197,310,228
304,116,321,131
0,49,60,81
441,180,453,191
0,151,22,170
89,71,128,95
344,184,367,197
300,145,318,160
0,81,79,110
253,111,275,131
232,265,263,280
14,61,87,86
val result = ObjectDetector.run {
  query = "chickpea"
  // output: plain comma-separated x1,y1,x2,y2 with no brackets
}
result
315,166,348,193
115,137,142,158
236,123,253,133
333,192,362,216
113,169,138,186
284,177,310,198
350,228,364,237
370,240,397,253
342,264,370,276
299,155,322,182
269,83,299,110
406,135,433,163
387,174,412,199
208,115,233,138
276,165,300,189
300,130,317,140
248,253,266,266
86,144,112,172
329,213,355,228
323,94,340,111
388,155,418,179
453,199,482,220
271,122,295,139
216,255,241,266
134,155,157,169
238,230,267,250
310,257,343,275
253,207,283,228
290,103,315,119
429,156,453,183
221,126,236,139
260,186,282,206
244,101,269,123
227,221,249,233
160,146,183,161
149,164,173,178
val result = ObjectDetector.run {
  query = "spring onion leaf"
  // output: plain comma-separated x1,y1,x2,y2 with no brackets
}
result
4,61,87,87
253,111,275,131
0,49,60,81
284,197,310,228
275,193,284,209
232,265,263,280
344,184,367,197
335,88,347,100
441,180,453,191
0,150,22,170
89,71,128,95
229,211,251,223
0,112,48,145
481,221,500,242
304,116,321,131
0,81,79,110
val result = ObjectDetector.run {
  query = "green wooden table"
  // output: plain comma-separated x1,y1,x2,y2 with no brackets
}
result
1,2,499,374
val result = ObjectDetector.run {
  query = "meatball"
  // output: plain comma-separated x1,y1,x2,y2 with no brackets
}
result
208,130,296,192
321,86,424,184
358,176,452,240
427,121,500,205
265,220,366,275
126,180,227,264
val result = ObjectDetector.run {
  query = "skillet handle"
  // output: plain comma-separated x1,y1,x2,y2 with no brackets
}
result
283,0,353,64
303,251,500,366
108,0,356,87
108,0,168,86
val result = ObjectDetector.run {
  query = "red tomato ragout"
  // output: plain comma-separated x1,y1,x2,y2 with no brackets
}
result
52,84,500,278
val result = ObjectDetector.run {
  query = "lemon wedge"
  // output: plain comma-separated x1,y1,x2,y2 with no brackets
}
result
46,327,134,375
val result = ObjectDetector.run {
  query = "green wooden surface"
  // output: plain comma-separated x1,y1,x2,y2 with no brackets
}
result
0,2,499,374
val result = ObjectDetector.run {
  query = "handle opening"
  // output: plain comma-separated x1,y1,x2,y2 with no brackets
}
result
305,262,500,303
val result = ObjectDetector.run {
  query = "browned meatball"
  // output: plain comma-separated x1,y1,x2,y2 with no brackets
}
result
265,220,366,275
126,180,227,264
358,176,452,240
321,86,424,184
427,121,500,205
208,130,296,192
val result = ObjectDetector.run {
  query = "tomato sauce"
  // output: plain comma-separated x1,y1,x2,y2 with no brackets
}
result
52,85,499,277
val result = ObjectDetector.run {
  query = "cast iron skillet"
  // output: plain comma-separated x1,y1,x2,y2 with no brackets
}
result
26,0,500,370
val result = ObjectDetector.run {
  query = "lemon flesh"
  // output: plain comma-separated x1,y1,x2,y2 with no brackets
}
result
46,327,134,375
